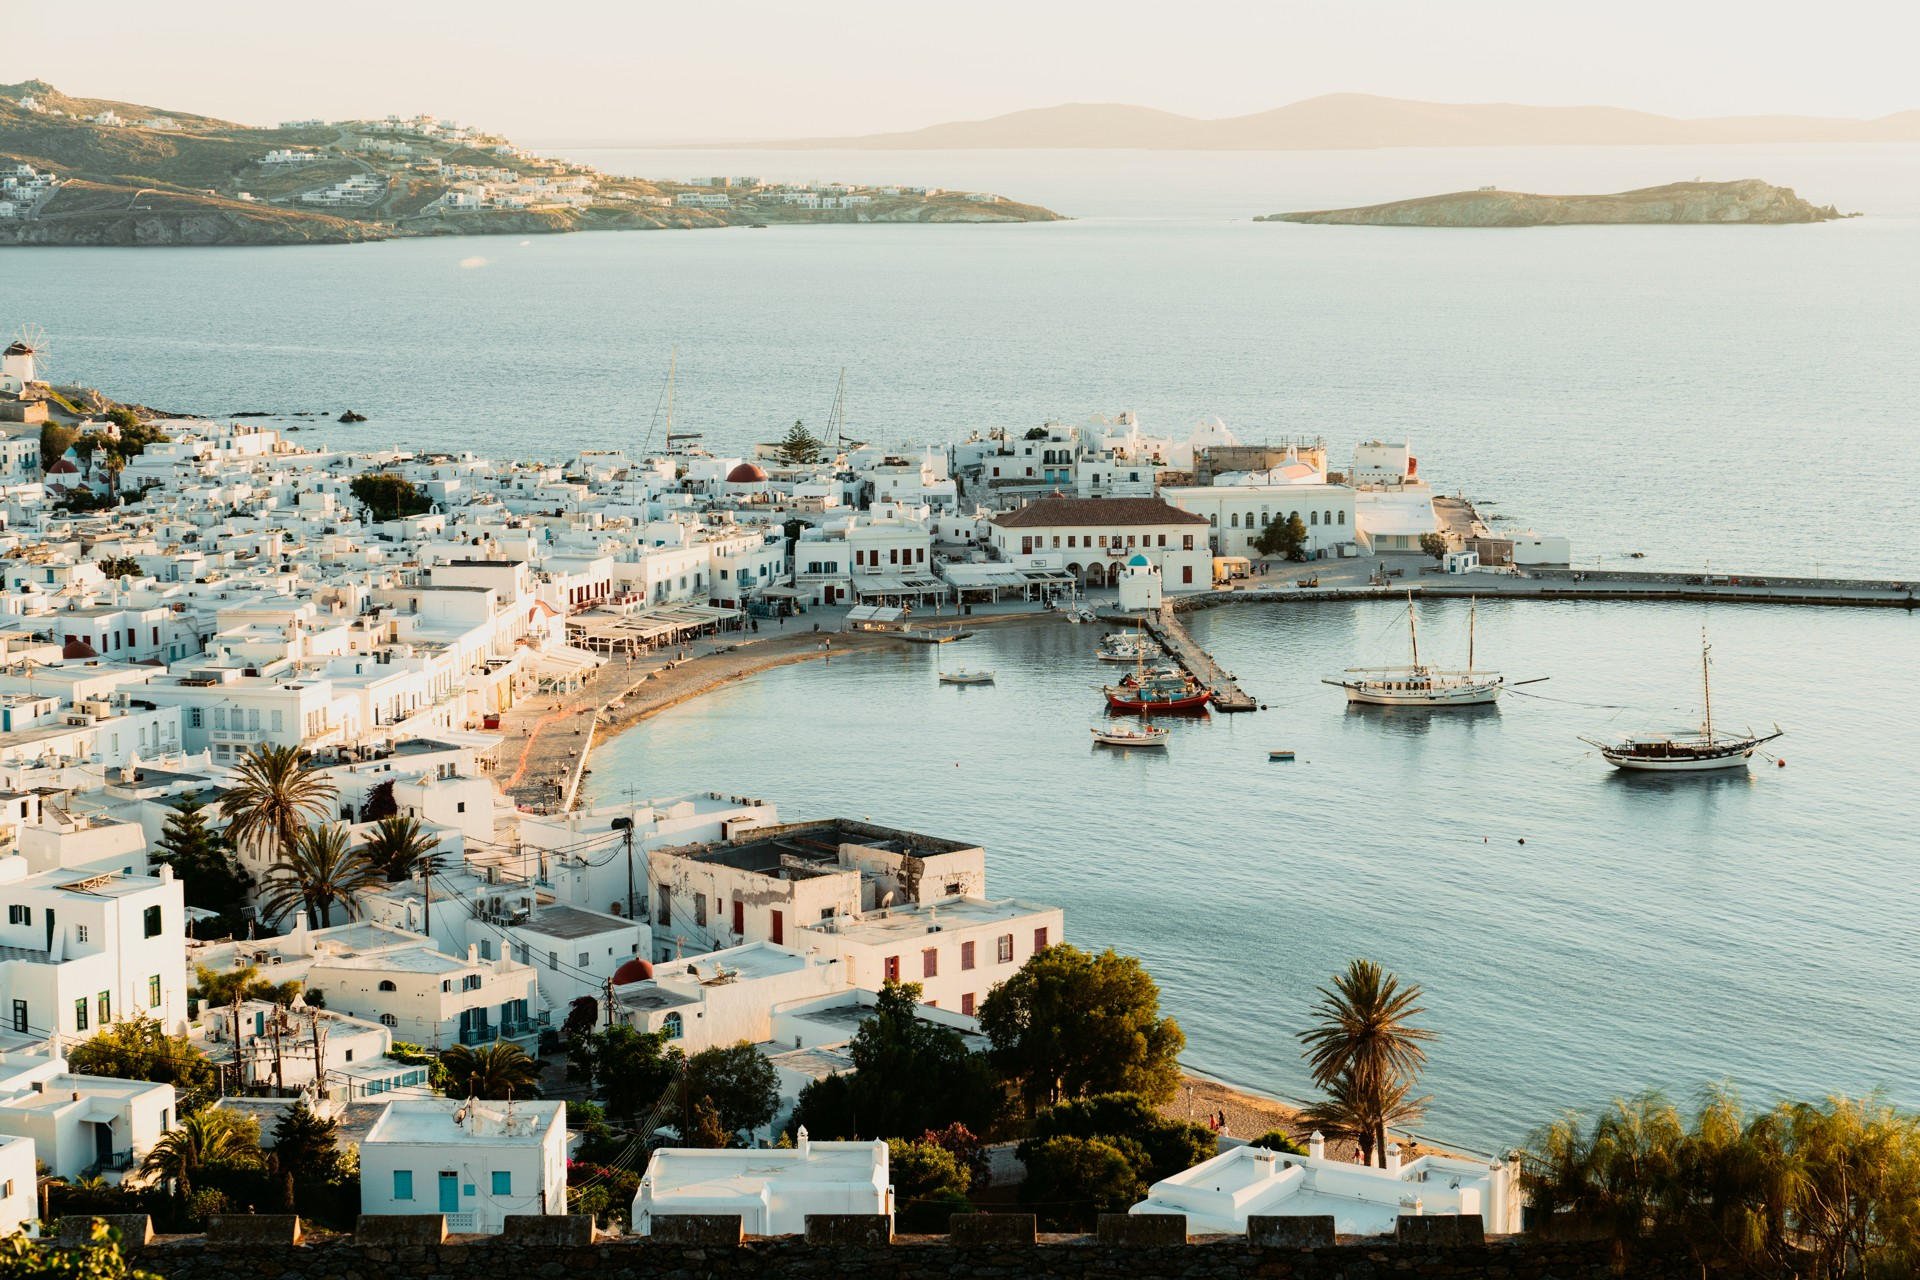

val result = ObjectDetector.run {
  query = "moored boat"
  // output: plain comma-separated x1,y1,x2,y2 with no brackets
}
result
1323,594,1504,706
938,668,996,686
1091,724,1170,748
1097,630,1164,663
1582,632,1780,772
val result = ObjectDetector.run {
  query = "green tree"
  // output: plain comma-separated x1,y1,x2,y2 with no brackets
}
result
1249,1129,1307,1156
790,982,1002,1140
139,1109,260,1202
1254,512,1309,561
774,420,822,466
257,823,383,928
105,406,140,431
1297,958,1435,1168
94,556,141,580
1419,531,1449,561
65,1017,218,1114
1027,1091,1216,1185
218,743,337,870
978,946,1185,1116
349,471,433,522
269,1100,342,1181
1017,1135,1143,1230
0,1222,162,1280
360,814,441,883
441,1041,543,1099
567,1024,679,1124
887,1137,972,1232
151,797,252,931
38,422,77,473
680,1042,779,1142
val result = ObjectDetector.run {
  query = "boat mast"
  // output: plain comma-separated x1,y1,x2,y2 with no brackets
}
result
1701,629,1713,741
1467,597,1476,675
1406,592,1421,670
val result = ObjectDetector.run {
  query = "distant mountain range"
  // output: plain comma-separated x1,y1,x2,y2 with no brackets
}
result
730,94,1920,151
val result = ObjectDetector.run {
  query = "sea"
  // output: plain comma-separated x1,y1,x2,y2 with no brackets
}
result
2,143,1916,1147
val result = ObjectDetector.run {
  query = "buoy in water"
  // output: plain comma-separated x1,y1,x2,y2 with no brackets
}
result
1777,758,1786,768
1517,838,1526,845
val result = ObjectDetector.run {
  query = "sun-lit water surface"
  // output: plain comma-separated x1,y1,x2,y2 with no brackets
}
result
587,599,1917,1149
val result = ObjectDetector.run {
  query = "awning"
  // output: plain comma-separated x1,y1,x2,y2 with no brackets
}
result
757,585,802,598
939,565,1028,588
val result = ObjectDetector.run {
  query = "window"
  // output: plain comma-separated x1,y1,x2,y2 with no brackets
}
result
10,1000,25,1033
883,955,900,983
76,925,89,944
656,886,671,927
1034,927,1050,952
1182,566,1193,584
6,905,26,925
577,952,589,967
996,934,1013,964
694,893,707,927
922,948,938,978
148,975,161,1006
662,1012,683,1040
464,974,481,991
491,1171,512,1196
143,905,163,937
97,992,110,1024
378,980,398,992
393,1170,414,1201
961,993,975,1016
74,998,88,1032
1338,510,1346,525
380,1014,398,1028
960,941,976,970
190,707,203,729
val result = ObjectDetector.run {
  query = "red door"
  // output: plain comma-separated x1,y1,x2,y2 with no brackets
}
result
770,909,784,945
731,900,744,936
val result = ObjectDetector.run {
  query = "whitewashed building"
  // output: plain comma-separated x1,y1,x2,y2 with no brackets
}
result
633,1131,890,1236
360,1098,570,1232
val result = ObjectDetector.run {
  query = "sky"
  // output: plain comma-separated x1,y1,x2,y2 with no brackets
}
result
7,0,1918,144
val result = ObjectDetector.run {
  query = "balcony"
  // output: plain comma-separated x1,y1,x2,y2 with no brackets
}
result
456,1023,495,1046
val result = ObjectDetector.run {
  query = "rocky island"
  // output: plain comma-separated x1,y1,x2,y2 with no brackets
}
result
1259,179,1849,227
0,80,1061,247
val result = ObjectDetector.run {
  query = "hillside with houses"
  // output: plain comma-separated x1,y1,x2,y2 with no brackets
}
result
0,81,1060,246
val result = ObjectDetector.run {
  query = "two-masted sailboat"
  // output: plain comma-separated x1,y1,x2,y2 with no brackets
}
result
1322,595,1505,706
1581,632,1781,772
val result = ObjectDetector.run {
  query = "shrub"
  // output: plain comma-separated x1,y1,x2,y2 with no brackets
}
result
1018,1135,1143,1231
1250,1129,1307,1156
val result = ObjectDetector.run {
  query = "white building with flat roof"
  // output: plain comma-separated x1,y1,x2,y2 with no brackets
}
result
0,1052,176,1182
633,1130,890,1236
360,1098,569,1233
0,1134,33,1235
1131,1136,1522,1236
797,896,1061,1016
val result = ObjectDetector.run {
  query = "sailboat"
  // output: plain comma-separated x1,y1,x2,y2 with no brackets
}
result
1322,595,1504,706
1582,632,1781,772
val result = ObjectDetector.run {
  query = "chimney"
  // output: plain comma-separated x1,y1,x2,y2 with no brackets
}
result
1385,1143,1404,1176
1308,1130,1326,1161
795,1126,810,1159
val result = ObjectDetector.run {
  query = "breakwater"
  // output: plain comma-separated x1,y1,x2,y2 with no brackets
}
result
1175,568,1916,613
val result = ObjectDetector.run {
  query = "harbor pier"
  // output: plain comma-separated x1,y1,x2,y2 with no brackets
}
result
1113,608,1259,712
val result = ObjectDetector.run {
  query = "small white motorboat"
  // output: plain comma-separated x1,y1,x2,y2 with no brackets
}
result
1091,724,1170,748
939,668,996,686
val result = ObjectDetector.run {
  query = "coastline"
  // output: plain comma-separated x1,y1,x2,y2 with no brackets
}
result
498,606,1059,810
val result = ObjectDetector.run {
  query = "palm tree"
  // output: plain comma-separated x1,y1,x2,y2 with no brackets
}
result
1297,958,1436,1166
141,1109,260,1200
361,814,442,884
1300,1065,1427,1168
218,743,337,869
258,823,383,927
440,1041,542,1099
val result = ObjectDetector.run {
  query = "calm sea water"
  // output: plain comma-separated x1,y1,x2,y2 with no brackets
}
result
3,144,1917,575
586,600,1918,1149
3,143,1914,1146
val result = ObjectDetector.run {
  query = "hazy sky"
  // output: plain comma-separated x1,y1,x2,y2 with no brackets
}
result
8,0,1917,143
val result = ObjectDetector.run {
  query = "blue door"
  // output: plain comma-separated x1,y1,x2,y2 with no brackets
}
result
438,1171,459,1213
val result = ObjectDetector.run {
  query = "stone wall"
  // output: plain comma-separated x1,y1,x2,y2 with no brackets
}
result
103,1234,1698,1280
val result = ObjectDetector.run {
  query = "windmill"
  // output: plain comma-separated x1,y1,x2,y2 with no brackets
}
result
1,322,48,393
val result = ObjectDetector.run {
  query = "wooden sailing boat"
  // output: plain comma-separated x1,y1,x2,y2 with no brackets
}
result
1322,594,1504,706
1582,630,1781,772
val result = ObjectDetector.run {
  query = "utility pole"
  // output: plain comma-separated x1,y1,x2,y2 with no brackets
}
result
614,816,636,920
312,1015,329,1101
271,1009,285,1093
601,976,616,1028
